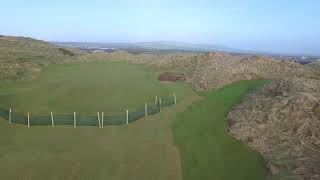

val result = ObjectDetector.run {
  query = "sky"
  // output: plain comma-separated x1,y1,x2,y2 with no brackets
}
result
1,0,320,56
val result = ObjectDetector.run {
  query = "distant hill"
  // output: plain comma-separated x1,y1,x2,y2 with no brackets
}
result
0,35,83,80
132,41,242,52
53,41,244,53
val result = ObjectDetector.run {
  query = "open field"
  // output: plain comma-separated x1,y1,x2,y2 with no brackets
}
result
0,62,183,115
0,62,197,180
0,105,192,180
0,61,269,180
173,80,269,180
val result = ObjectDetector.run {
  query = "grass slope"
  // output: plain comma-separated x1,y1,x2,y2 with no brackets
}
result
0,62,197,180
0,35,81,80
173,80,269,180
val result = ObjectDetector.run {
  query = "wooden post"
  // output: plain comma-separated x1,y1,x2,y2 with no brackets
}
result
155,96,158,107
126,110,129,124
9,108,12,124
145,103,147,118
97,112,101,128
27,113,30,128
73,112,76,128
101,112,104,128
51,112,54,127
159,98,162,112
174,92,177,105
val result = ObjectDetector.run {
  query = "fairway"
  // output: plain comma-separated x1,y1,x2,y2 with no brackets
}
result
0,62,176,115
0,62,269,180
0,61,196,180
173,80,269,180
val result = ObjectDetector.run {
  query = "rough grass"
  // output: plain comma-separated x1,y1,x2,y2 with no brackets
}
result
173,80,269,180
0,62,197,180
0,36,82,80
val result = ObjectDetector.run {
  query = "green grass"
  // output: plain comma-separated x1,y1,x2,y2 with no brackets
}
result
0,62,269,180
0,107,188,180
0,61,196,180
173,80,269,180
0,61,181,115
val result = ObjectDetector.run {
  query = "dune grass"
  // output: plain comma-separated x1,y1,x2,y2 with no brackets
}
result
173,80,269,180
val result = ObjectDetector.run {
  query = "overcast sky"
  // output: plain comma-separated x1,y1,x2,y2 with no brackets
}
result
1,0,320,56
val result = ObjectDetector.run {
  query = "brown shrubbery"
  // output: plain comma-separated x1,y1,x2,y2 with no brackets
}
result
228,79,320,179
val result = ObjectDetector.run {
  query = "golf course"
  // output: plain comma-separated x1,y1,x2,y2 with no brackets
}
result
0,61,268,179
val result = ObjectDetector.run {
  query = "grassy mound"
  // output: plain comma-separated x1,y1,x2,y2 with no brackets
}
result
173,80,268,180
0,35,82,80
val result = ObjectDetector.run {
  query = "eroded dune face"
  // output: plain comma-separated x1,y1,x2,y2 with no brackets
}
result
228,79,320,179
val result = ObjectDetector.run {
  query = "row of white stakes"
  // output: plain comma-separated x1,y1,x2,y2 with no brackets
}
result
8,93,177,128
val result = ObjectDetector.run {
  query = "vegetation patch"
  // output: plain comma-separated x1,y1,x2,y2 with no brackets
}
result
228,78,320,179
158,72,186,82
58,48,75,56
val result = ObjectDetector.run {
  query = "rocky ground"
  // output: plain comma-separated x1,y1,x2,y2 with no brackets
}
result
228,78,320,179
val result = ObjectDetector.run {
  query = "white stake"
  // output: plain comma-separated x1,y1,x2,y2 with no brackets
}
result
145,103,147,118
159,98,162,112
155,96,158,107
51,112,54,127
74,112,76,128
9,108,12,124
174,92,177,105
27,113,30,128
101,112,104,128
97,112,101,128
126,110,129,124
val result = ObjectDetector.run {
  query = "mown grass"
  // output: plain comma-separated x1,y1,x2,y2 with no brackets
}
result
0,62,197,180
0,61,269,180
173,80,269,180
0,61,182,115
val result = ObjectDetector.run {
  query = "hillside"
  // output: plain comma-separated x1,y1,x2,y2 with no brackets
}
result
2,36,316,89
0,35,83,80
105,51,318,90
228,78,320,179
